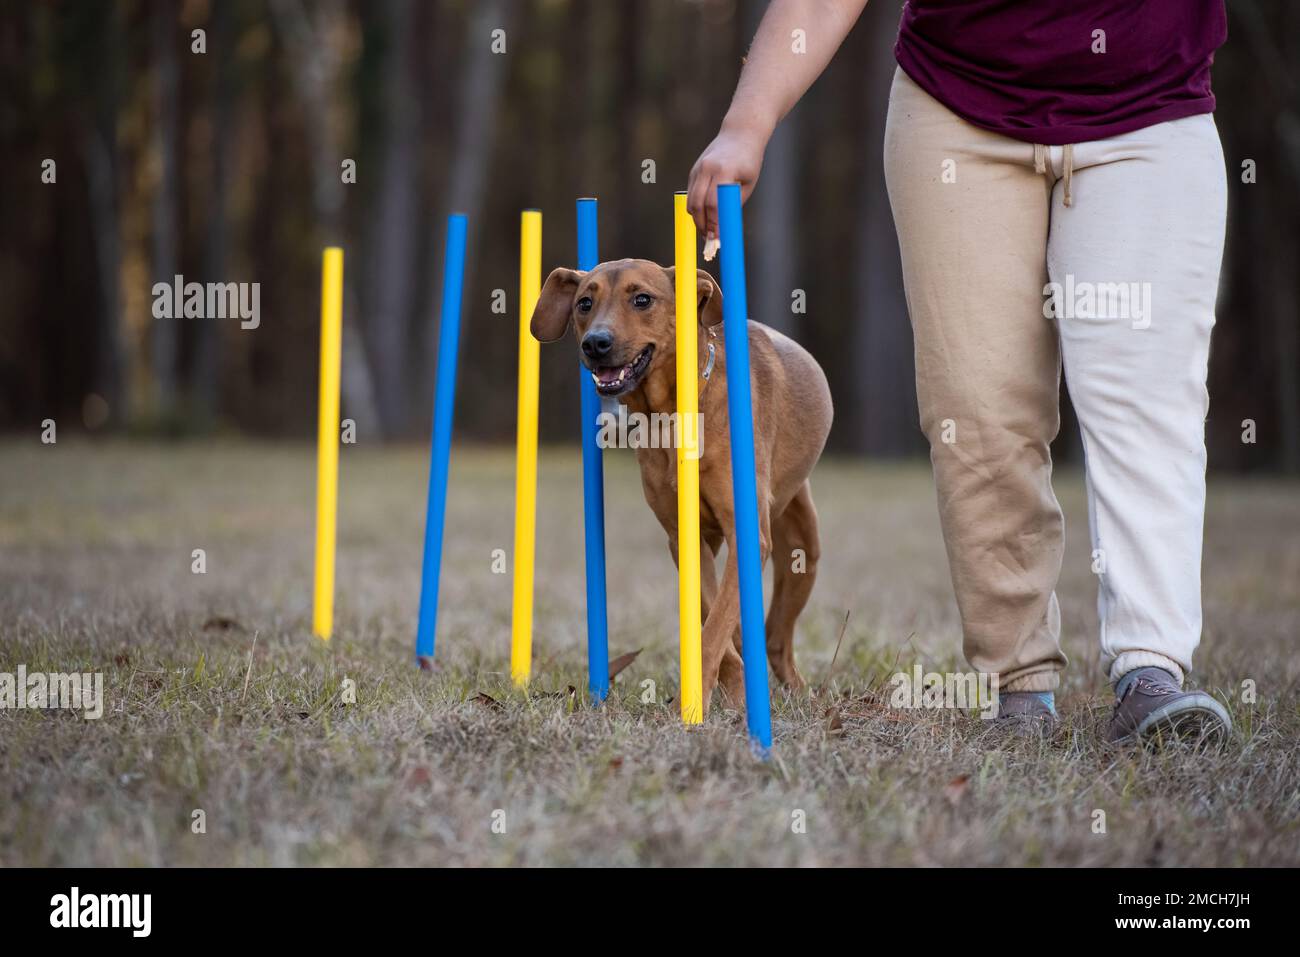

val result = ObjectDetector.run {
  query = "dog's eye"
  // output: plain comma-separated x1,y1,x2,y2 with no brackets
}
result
576,297,593,314
632,293,652,309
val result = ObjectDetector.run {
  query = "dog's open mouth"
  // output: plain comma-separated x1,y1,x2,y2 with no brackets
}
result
590,345,654,397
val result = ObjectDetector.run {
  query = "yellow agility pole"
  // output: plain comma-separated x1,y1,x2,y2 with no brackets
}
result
511,210,543,687
674,193,703,724
313,247,344,640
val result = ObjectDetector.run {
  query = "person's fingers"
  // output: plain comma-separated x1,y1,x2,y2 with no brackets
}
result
685,163,703,227
711,170,756,239
703,183,720,242
691,167,722,237
688,166,716,237
686,155,704,215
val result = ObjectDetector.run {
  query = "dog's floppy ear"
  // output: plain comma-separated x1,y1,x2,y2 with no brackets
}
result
664,267,725,328
696,269,723,328
530,267,583,342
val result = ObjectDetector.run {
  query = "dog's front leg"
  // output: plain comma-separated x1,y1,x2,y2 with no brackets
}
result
700,546,746,717
701,472,773,717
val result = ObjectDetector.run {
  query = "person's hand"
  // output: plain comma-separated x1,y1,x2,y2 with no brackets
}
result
686,121,769,242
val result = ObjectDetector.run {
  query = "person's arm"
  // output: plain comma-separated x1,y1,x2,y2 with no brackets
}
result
687,0,868,241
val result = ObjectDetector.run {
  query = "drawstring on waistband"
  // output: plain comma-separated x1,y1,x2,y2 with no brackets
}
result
1033,143,1074,207
1062,144,1074,207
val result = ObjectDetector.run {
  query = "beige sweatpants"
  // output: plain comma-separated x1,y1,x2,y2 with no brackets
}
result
883,68,1226,692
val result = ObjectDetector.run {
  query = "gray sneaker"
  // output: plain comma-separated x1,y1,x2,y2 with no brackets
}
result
994,691,1059,733
1107,667,1232,745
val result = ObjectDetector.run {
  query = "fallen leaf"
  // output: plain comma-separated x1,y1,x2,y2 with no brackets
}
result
825,707,844,735
532,685,578,701
944,774,970,807
406,766,432,789
202,616,244,632
608,649,642,681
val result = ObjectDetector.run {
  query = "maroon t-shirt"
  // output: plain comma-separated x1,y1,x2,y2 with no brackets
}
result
894,0,1227,145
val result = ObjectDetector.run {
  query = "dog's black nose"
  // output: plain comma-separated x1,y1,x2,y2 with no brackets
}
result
581,329,614,362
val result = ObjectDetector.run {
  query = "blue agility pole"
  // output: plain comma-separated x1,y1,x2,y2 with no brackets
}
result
716,184,773,752
577,198,610,702
415,213,469,667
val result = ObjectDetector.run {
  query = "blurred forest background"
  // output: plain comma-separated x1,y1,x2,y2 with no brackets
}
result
1,0,1297,470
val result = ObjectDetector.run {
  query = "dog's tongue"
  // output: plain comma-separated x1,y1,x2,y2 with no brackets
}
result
595,365,627,386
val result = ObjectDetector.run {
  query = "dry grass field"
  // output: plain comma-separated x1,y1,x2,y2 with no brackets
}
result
1,439,1297,866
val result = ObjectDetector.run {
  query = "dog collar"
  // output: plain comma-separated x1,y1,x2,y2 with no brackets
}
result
701,326,719,383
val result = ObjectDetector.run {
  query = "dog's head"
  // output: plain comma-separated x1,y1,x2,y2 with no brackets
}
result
529,258,722,398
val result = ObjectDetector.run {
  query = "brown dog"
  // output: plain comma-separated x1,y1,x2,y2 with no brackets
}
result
530,259,832,715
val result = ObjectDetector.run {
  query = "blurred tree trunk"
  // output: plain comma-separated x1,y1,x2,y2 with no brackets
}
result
1234,0,1299,472
367,0,419,436
852,1,915,456
150,0,180,418
1271,230,1299,472
575,0,602,193
744,0,798,336
83,1,125,426
752,116,800,334
194,0,232,429
1282,8,1300,473
614,0,644,254
1273,2,1300,473
271,0,380,437
420,0,512,407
